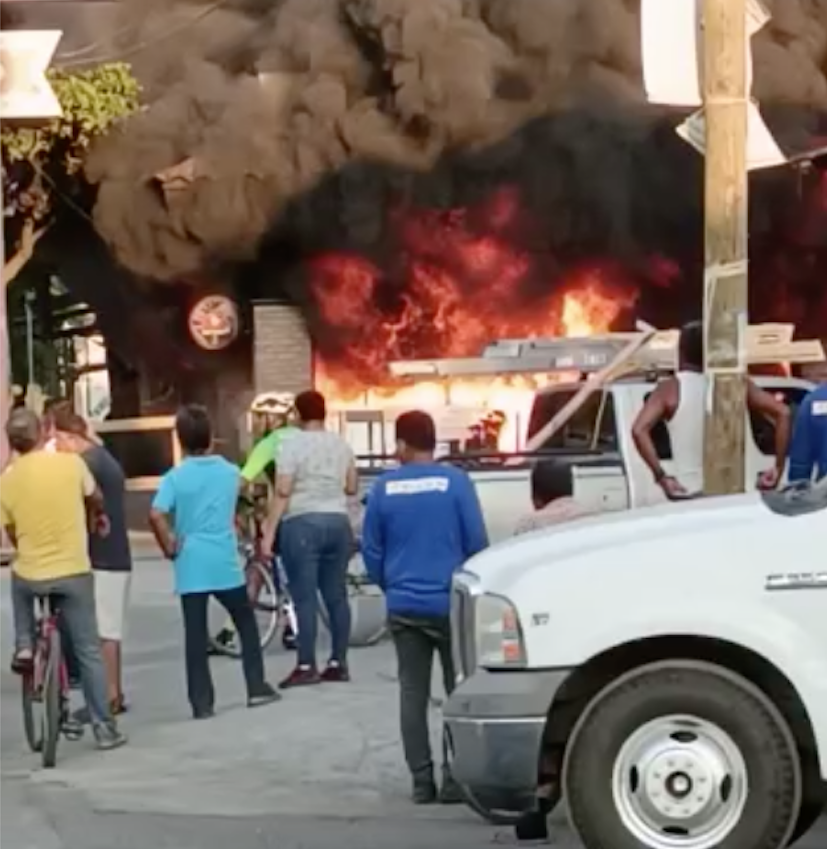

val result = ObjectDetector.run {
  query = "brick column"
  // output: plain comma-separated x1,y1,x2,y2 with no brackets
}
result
252,300,313,395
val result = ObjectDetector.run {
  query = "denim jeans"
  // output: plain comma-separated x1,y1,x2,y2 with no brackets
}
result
12,572,112,725
279,513,353,668
180,584,269,714
388,614,455,782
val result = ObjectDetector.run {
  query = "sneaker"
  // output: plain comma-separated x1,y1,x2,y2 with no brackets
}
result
248,683,282,708
192,706,215,720
10,648,33,675
208,628,237,655
279,666,322,689
320,662,350,683
93,722,127,751
438,774,465,805
514,809,550,842
412,778,438,805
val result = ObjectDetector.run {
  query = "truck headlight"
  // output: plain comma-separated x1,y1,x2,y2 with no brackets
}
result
475,593,526,668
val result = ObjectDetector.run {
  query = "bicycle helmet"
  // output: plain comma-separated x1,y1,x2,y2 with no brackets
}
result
249,392,295,416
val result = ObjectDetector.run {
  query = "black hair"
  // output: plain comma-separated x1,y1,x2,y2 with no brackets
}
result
531,460,574,509
51,405,88,437
294,390,326,423
679,320,704,369
396,410,437,452
175,404,212,454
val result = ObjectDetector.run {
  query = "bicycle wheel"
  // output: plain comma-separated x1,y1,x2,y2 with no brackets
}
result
21,668,43,753
41,628,62,768
207,561,280,659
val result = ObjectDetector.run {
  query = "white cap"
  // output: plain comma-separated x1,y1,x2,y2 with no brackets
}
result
249,392,295,415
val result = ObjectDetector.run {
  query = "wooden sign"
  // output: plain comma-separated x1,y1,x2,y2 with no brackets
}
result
0,30,62,119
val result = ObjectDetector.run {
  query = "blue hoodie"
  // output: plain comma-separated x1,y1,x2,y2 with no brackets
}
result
788,383,827,483
361,463,489,617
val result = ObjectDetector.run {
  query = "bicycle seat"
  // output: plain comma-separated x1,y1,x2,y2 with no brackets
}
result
761,480,827,518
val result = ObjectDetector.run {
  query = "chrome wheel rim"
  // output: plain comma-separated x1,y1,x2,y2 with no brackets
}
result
611,714,748,849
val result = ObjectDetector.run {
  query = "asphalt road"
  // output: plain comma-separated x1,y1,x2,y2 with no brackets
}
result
2,559,826,849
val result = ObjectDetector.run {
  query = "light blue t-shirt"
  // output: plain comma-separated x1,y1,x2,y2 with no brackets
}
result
152,455,244,595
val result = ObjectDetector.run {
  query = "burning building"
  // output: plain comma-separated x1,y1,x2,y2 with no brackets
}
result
6,0,827,452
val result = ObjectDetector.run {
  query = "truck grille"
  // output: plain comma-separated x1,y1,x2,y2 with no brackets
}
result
451,579,476,682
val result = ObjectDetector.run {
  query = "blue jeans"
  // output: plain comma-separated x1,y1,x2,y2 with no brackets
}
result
12,572,112,725
279,513,353,668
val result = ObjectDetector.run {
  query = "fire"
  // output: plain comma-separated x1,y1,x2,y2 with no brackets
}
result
310,187,642,451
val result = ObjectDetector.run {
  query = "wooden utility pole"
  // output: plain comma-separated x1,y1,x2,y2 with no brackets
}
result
701,0,750,495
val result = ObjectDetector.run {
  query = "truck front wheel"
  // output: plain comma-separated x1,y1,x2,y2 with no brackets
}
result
562,660,802,849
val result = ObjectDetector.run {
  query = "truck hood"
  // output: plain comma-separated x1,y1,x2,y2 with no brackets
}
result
464,492,772,588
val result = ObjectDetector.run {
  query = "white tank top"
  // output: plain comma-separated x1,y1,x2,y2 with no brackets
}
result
665,371,707,493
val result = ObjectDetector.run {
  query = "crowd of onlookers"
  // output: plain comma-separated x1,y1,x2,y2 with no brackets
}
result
1,341,824,807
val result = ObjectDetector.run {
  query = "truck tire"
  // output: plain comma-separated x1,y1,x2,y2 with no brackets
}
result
561,660,802,849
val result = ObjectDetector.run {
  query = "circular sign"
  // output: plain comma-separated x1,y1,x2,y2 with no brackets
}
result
188,295,240,351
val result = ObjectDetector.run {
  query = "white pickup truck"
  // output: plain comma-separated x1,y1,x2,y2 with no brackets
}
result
357,374,815,542
466,374,814,541
444,481,827,849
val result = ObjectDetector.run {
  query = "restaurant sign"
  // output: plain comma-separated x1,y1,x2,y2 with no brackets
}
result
188,295,240,351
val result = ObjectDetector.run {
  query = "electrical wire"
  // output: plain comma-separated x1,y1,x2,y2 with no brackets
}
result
33,162,96,228
57,0,228,69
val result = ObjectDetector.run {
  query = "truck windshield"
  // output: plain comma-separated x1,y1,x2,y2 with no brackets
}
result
527,389,617,452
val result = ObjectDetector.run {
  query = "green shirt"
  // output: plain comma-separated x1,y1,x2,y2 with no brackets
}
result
240,426,298,483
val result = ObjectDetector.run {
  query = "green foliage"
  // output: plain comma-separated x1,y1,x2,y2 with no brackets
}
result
2,62,140,223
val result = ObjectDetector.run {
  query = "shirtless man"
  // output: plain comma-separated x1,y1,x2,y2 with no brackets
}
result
632,321,792,499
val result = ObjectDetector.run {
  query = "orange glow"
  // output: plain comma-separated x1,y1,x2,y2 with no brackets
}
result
309,189,641,450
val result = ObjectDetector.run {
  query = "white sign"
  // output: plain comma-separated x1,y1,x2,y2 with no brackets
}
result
0,30,62,120
676,102,787,170
640,0,768,106
640,0,786,171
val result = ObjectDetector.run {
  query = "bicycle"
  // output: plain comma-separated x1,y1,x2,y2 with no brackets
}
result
20,595,83,768
207,541,294,658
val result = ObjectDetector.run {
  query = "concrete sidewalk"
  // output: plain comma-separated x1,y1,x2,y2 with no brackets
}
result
0,561,475,823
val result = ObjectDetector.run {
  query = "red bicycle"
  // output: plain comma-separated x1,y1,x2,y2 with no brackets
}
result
20,595,82,768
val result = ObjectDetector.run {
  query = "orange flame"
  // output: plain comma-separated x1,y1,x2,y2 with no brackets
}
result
310,188,641,450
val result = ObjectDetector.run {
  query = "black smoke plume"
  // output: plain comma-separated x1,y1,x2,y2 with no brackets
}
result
73,0,825,282
1,0,819,356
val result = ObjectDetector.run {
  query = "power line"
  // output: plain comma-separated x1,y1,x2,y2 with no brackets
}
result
57,0,228,69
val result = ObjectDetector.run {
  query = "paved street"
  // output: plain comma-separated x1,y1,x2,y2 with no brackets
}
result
2,557,826,849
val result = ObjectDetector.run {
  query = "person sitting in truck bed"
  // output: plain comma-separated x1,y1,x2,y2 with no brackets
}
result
514,459,592,536
631,320,791,499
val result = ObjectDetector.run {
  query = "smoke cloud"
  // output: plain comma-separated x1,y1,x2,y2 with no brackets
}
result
75,0,827,290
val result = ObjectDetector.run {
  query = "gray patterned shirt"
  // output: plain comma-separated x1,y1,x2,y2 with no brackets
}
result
278,430,354,518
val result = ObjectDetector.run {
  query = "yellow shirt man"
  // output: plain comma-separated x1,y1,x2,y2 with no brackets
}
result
0,450,95,581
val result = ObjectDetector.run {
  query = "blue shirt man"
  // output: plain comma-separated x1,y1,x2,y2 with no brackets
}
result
149,404,277,718
362,445,489,617
361,409,488,805
788,383,827,483
152,454,243,594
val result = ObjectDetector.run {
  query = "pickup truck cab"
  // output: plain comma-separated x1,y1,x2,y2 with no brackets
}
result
469,374,813,541
444,482,827,849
